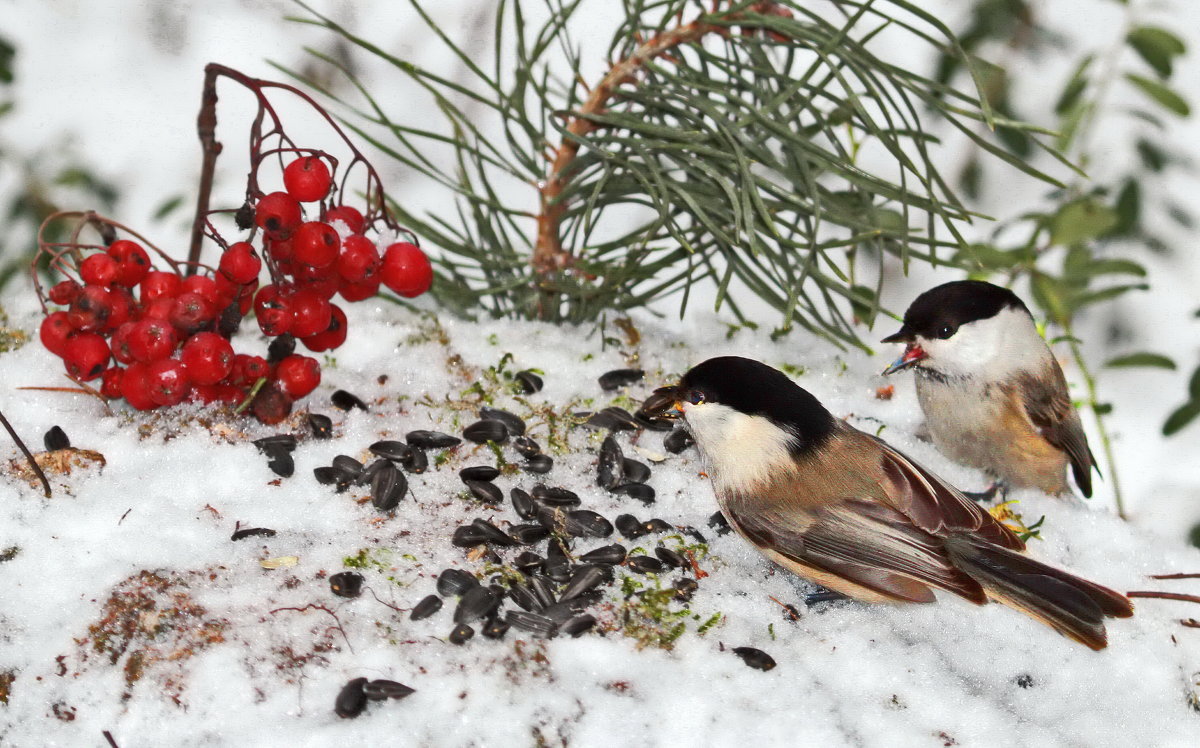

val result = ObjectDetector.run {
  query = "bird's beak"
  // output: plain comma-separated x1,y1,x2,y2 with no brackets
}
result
880,325,913,345
882,344,927,376
637,385,682,420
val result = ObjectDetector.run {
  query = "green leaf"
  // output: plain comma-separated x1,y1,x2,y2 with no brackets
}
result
152,195,185,221
1163,400,1200,436
1049,199,1118,247
1189,366,1200,400
1105,352,1176,370
1112,179,1140,235
1030,272,1069,325
1124,73,1190,117
1055,54,1093,115
1127,27,1185,78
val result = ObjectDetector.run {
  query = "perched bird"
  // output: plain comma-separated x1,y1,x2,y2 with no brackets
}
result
881,280,1096,498
641,356,1132,650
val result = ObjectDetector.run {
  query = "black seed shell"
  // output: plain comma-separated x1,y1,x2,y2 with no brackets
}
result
507,583,543,612
506,610,557,638
332,389,369,412
479,406,526,436
369,440,412,461
510,488,537,520
708,511,732,536
454,585,500,624
267,452,295,478
596,435,624,489
732,646,777,671
512,436,542,458
673,577,699,602
334,677,368,718
514,369,543,394
410,594,443,621
331,454,364,482
465,480,503,505
436,568,479,597
513,551,544,572
620,458,651,484
642,518,674,534
579,543,626,565
405,430,461,449
563,510,614,538
598,368,644,391
363,679,415,701
401,446,428,474
522,454,554,474
469,518,517,547
626,555,666,574
509,523,551,545
614,514,647,539
462,419,509,444
371,462,407,512
253,433,297,455
527,573,558,609
448,623,474,645
307,413,333,439
329,571,365,598
532,484,581,507
561,613,597,637
313,466,340,485
267,334,295,365
481,615,510,639
655,546,688,568
460,465,500,482
230,526,276,541
611,483,655,504
664,427,694,454
559,565,607,601
452,525,486,548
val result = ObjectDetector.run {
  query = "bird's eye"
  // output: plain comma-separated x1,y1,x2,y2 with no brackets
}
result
937,324,956,339
686,390,706,405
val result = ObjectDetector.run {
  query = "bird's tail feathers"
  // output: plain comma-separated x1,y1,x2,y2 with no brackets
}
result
944,536,1133,651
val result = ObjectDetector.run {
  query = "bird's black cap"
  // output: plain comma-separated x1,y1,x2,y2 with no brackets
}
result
678,356,835,452
882,280,1029,343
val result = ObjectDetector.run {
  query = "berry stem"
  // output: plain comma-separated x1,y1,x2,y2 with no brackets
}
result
0,406,52,498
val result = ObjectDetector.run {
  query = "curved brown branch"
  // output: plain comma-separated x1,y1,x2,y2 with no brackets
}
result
532,2,790,284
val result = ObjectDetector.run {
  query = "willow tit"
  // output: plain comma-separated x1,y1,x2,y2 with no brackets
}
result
642,356,1131,649
881,280,1096,498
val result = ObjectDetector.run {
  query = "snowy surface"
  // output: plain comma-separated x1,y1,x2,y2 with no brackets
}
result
1,292,1200,746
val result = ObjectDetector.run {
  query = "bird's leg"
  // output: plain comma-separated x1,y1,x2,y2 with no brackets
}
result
961,481,1006,503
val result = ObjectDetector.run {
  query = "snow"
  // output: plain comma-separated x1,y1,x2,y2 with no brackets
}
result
3,1,1200,746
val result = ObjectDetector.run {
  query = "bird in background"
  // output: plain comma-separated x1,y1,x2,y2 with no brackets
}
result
640,355,1132,650
881,279,1096,499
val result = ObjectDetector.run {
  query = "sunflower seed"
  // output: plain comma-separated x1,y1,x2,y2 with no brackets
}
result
509,523,551,545
469,518,516,546
582,407,640,431
371,462,407,512
682,526,707,544
334,677,368,718
636,387,678,420
332,389,368,412
541,593,598,623
634,413,674,432
252,433,296,455
732,646,776,671
329,571,364,598
401,446,428,474
561,614,597,637
527,573,558,609
522,454,554,474
673,577,699,602
627,555,666,574
369,440,411,461
611,483,655,504
267,452,295,478
663,427,694,453
331,454,364,482
532,484,581,507
436,568,479,597
363,680,415,701
452,525,487,548
599,368,643,391
505,610,557,638
642,518,674,534
481,615,510,640
708,511,731,536
596,435,624,489
460,465,500,482
465,480,503,505
512,436,542,458
507,583,543,612
579,543,626,565
454,585,501,624
514,369,544,394
362,458,391,482
614,514,646,539
308,413,333,439
313,466,340,485
449,623,474,644
513,551,544,572
463,419,509,444
559,565,607,601
405,430,461,449
510,488,537,520
480,406,526,436
410,594,443,620
230,526,276,541
563,510,614,538
655,546,687,569
620,458,651,484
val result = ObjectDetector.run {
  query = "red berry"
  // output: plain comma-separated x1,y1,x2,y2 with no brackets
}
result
336,235,381,283
105,286,136,331
257,306,292,337
275,354,321,399
283,156,333,202
254,284,282,316
110,321,138,364
236,281,257,315
141,297,175,321
265,237,294,262
284,287,332,338
180,332,234,385
255,191,303,239
63,332,111,381
191,383,244,406
107,239,152,287
120,362,158,411
325,205,364,234
146,358,191,406
381,242,433,297
231,354,269,386
301,304,348,352
169,292,215,335
141,271,182,302
100,367,125,399
67,285,114,332
79,253,120,287
338,276,380,302
181,275,220,306
211,272,242,311
219,241,262,284
292,221,340,268
48,279,82,306
40,312,74,357
292,262,339,300
250,381,293,425
127,318,178,363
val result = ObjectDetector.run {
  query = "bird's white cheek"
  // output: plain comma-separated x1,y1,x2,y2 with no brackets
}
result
683,404,795,496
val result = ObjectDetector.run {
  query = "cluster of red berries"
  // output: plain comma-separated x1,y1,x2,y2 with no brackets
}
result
37,154,433,423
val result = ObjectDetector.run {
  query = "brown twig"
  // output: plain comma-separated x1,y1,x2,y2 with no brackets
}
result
268,603,354,653
1180,618,1200,629
768,595,801,621
102,730,120,748
0,406,51,497
1126,591,1200,605
1149,573,1200,580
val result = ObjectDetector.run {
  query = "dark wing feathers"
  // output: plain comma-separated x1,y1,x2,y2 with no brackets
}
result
1016,366,1096,497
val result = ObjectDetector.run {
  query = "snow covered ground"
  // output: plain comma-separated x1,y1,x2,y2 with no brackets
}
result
3,1,1200,746
1,294,1199,746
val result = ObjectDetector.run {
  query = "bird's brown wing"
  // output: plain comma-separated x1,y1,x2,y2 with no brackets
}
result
866,432,1025,551
1014,365,1096,497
